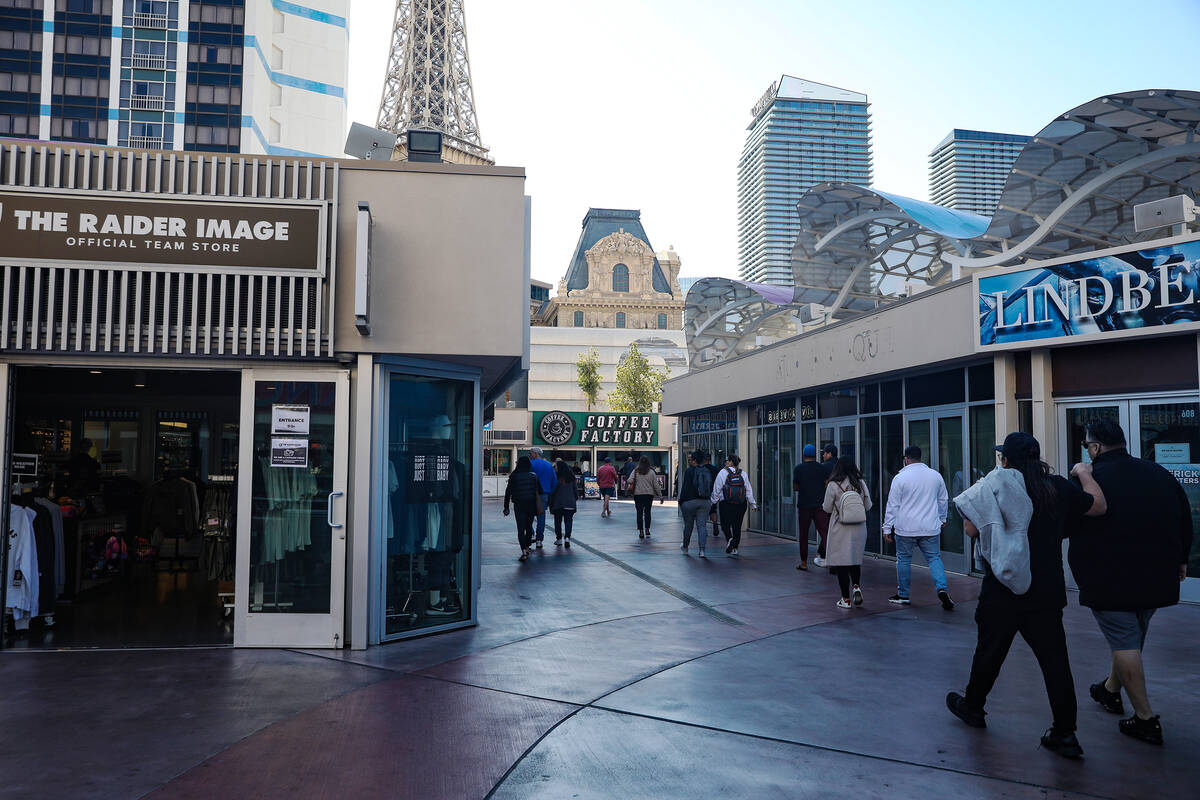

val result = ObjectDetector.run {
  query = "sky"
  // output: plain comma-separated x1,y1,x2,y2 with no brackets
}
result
345,0,1200,284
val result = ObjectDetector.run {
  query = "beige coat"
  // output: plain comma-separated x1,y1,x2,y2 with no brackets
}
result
629,470,662,497
822,479,873,567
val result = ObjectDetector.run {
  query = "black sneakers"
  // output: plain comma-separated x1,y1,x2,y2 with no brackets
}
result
938,590,955,611
1119,714,1164,745
1040,728,1084,759
888,594,910,605
1089,680,1124,714
946,692,986,728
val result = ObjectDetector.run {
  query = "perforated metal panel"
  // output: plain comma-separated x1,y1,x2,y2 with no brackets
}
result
0,143,339,358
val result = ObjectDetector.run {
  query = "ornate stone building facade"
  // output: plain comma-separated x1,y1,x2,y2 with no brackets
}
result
534,208,683,330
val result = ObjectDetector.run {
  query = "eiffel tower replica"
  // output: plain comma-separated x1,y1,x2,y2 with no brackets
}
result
377,0,493,165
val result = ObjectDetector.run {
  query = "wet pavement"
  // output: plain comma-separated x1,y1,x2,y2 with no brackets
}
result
3,497,1195,799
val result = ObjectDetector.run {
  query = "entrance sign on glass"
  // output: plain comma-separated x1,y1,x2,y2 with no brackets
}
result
1155,443,1191,464
271,404,311,435
270,438,308,468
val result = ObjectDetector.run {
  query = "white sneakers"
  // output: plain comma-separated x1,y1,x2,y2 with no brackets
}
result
836,598,852,609
813,556,827,568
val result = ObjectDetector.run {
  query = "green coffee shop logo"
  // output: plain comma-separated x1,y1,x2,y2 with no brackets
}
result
537,411,575,446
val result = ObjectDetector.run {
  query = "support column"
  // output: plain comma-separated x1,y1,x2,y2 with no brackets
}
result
348,353,373,649
1030,349,1056,472
993,352,1018,440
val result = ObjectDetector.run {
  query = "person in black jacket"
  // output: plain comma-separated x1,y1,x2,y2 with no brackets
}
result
947,432,1107,760
504,457,541,562
1069,419,1193,746
549,459,579,548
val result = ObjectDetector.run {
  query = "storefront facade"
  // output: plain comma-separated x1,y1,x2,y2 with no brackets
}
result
665,235,1200,602
0,143,528,649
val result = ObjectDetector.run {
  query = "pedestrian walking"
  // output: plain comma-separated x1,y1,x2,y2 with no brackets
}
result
549,459,579,548
946,432,1107,760
701,451,721,540
628,455,663,538
620,455,637,497
596,457,618,517
882,445,955,610
503,456,541,562
1068,419,1192,746
528,446,557,548
710,454,757,556
793,443,830,570
822,455,872,608
678,450,716,556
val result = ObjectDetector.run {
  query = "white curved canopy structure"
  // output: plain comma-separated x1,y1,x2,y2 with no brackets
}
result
687,89,1200,370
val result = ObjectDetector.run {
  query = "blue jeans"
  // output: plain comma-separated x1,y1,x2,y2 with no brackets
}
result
895,534,948,597
535,493,549,540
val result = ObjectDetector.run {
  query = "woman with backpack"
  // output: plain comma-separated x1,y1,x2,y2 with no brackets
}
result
709,454,757,556
503,456,541,562
628,455,664,539
822,455,873,608
549,458,579,548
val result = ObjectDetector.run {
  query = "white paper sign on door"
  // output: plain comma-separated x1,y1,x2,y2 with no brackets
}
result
1155,443,1191,464
271,438,309,468
272,404,310,435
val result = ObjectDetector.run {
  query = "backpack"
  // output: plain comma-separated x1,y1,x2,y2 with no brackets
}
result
722,468,747,504
693,465,714,499
836,482,867,524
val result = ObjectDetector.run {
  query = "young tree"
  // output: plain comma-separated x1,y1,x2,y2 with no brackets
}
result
609,342,670,413
575,347,602,411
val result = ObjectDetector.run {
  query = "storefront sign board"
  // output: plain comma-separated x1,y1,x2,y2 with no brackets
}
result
533,411,658,447
271,404,311,435
975,234,1200,351
270,438,309,468
11,453,38,475
0,190,323,272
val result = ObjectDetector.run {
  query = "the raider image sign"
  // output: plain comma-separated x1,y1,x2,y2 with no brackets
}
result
533,411,658,446
0,190,323,271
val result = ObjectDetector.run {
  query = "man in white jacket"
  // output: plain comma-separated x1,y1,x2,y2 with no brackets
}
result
883,446,954,610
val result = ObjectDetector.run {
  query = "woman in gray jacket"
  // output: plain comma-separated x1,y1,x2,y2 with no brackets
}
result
628,455,663,539
823,456,873,609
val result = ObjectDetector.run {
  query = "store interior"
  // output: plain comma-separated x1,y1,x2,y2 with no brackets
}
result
4,367,240,649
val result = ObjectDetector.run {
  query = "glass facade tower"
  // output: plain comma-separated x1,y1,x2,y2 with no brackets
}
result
0,0,347,156
737,76,872,287
928,128,1030,216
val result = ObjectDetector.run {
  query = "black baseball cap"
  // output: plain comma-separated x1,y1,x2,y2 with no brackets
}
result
995,431,1040,461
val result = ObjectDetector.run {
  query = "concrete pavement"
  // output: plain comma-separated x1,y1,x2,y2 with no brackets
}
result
2,497,1195,799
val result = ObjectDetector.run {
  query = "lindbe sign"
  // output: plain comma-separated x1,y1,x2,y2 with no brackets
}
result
0,191,323,271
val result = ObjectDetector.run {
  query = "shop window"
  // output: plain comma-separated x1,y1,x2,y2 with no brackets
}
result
818,389,857,419
880,380,902,412
383,373,473,638
879,414,904,556
612,264,629,292
859,416,881,554
657,313,667,329
573,310,583,327
859,383,879,414
615,312,625,328
1018,399,1033,434
905,368,964,409
968,362,995,402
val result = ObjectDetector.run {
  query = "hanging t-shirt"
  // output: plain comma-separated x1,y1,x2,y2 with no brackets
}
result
5,504,39,626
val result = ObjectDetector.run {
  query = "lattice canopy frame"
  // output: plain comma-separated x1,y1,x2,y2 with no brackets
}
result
686,89,1200,370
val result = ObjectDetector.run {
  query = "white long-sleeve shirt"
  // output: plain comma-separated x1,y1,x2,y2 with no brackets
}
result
710,467,757,508
5,504,39,627
882,462,948,537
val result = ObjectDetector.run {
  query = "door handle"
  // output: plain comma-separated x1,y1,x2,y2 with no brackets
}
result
328,490,344,537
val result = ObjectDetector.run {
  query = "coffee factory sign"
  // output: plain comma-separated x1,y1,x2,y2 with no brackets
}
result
0,190,323,272
533,411,659,447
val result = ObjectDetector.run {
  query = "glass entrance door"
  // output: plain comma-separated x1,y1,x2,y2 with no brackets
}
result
905,414,969,572
234,369,349,648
